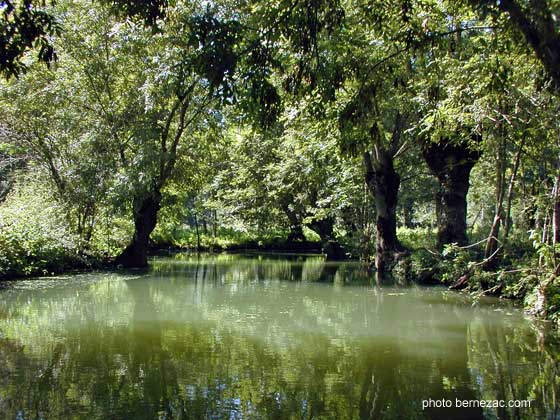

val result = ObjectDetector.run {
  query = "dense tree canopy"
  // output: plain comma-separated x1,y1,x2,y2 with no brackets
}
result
1,0,560,321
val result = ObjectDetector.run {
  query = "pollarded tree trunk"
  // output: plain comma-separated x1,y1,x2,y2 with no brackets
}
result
116,190,162,268
422,135,481,249
115,88,193,268
287,224,305,242
308,216,345,260
283,206,306,242
364,150,404,274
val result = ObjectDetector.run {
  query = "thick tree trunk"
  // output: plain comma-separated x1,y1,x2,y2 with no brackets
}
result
284,207,306,242
114,87,192,268
287,224,305,242
402,204,414,228
422,135,481,249
364,151,404,274
116,190,162,268
308,216,345,259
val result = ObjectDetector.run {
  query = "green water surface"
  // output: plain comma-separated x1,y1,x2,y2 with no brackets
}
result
0,253,558,420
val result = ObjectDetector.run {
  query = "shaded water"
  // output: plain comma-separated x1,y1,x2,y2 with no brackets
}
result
0,253,558,420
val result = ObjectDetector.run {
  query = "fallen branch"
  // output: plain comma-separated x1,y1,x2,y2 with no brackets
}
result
474,245,503,268
459,236,501,250
450,272,471,290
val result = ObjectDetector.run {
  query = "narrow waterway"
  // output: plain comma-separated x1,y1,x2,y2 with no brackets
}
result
0,253,557,419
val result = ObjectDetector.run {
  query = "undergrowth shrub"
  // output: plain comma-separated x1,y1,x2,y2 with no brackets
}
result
0,182,92,278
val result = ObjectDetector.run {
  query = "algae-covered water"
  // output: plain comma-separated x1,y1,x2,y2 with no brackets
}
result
0,253,558,419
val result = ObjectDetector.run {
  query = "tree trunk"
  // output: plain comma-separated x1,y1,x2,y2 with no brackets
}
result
422,135,481,249
484,132,506,266
116,190,162,268
213,209,217,238
308,216,345,259
287,224,305,242
284,207,306,242
308,217,334,242
484,213,502,263
503,140,524,239
552,173,560,274
364,150,404,274
202,216,208,234
402,204,414,228
194,212,201,250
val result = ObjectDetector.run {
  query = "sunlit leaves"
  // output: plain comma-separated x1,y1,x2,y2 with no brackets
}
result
0,0,61,78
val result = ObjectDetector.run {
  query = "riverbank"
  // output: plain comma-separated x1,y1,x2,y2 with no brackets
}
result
0,237,324,281
150,238,323,254
2,230,559,326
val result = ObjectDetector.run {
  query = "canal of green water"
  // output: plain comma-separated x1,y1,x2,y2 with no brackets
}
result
0,253,558,419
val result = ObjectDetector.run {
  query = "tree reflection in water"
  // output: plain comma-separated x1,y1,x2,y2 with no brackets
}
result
0,253,557,419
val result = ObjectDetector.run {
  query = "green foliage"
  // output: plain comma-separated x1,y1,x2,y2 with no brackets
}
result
544,282,560,323
0,176,96,278
397,226,437,250
439,243,475,284
0,0,61,78
152,225,320,252
1,0,560,324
